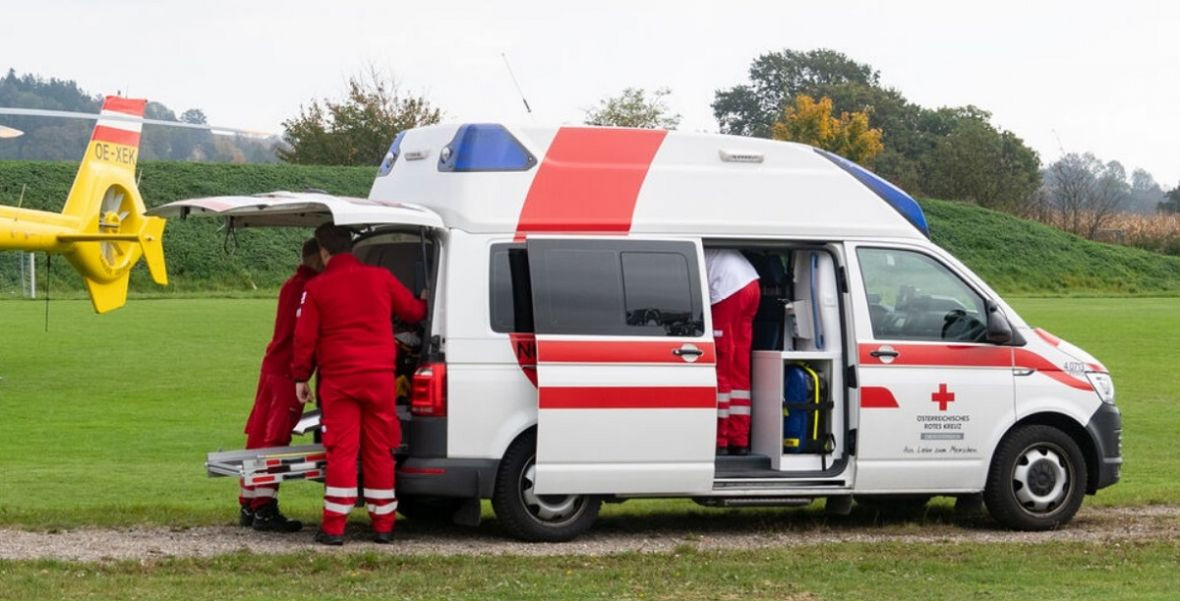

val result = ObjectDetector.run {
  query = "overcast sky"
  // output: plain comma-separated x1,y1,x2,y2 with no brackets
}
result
4,0,1178,185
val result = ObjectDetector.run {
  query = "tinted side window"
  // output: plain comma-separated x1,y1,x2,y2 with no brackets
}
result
857,247,988,342
528,240,704,337
489,245,534,333
621,252,698,337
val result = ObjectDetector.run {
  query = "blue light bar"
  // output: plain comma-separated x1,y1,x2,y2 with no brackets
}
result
815,148,929,237
438,124,536,172
376,131,406,177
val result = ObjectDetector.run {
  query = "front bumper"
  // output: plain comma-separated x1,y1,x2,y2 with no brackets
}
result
1084,402,1122,491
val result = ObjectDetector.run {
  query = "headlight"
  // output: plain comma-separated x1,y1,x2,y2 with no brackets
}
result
1086,372,1115,404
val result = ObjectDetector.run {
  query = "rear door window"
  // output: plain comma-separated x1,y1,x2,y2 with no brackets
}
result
525,239,705,337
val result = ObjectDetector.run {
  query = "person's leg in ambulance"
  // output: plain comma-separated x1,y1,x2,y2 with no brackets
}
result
357,373,400,543
315,378,363,546
726,280,761,454
711,296,738,454
249,372,306,532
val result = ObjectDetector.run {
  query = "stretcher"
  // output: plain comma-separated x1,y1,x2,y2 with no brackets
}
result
206,444,327,486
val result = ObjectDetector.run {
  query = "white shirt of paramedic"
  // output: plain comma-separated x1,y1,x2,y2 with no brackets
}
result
704,249,759,305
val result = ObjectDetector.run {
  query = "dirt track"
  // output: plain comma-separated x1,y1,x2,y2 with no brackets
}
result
2,505,1177,562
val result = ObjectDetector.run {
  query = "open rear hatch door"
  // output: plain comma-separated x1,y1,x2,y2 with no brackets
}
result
155,192,443,483
147,191,444,229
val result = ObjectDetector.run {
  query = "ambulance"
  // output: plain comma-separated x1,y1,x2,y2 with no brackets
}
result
152,124,1122,542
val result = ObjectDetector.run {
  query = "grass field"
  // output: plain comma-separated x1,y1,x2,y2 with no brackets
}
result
2,540,1178,600
0,296,1176,600
0,296,1176,529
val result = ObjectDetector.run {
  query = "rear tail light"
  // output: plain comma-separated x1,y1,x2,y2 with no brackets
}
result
410,363,447,417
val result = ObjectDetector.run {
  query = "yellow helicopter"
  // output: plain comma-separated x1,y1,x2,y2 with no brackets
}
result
0,96,167,313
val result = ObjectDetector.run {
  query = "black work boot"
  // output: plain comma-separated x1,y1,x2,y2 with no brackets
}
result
373,530,394,544
252,501,303,533
239,505,255,527
314,530,344,546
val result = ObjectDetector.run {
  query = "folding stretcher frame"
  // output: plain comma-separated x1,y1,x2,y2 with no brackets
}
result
206,444,327,486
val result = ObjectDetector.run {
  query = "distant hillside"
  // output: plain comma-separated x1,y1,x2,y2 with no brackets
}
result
0,69,277,163
921,198,1180,295
2,161,1179,298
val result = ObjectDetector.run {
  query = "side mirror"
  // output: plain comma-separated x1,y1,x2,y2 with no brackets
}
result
985,300,1013,344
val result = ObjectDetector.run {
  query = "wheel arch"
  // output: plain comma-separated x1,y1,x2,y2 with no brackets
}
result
1009,412,1099,495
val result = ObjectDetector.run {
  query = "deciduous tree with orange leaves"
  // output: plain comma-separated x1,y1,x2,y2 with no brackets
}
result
771,94,884,164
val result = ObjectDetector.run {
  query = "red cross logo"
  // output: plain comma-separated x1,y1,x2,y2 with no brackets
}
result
932,383,955,411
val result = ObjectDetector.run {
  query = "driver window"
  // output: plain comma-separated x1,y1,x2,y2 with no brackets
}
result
857,248,988,342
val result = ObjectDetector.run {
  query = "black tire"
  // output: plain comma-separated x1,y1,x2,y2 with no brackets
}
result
491,430,601,542
397,495,465,523
984,425,1088,531
855,494,932,516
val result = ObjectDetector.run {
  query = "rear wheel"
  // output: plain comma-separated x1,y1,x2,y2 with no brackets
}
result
491,430,601,542
984,425,1087,531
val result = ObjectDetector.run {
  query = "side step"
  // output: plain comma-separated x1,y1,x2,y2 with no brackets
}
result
206,443,326,486
693,496,813,508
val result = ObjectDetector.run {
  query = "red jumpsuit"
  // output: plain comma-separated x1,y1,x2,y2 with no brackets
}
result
240,265,318,510
712,280,760,449
292,253,426,537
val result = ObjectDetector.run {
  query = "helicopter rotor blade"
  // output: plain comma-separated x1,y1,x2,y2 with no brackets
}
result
0,107,273,139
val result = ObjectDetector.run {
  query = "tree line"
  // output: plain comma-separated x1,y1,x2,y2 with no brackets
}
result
5,53,1178,242
0,69,276,163
279,51,1177,242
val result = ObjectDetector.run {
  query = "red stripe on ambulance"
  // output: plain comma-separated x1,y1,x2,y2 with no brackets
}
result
858,343,1093,392
538,340,715,365
858,343,1013,368
515,127,667,235
860,386,899,408
539,386,716,409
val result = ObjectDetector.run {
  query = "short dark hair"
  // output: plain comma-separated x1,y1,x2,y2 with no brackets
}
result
301,238,320,259
314,224,353,255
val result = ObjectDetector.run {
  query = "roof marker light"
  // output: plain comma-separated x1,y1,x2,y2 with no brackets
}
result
438,124,537,172
377,131,406,177
815,148,929,237
719,149,764,163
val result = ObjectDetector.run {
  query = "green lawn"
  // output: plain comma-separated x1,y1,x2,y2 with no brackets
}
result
2,541,1177,600
0,297,1176,529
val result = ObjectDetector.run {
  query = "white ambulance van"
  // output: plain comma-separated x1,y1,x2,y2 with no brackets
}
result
153,124,1121,541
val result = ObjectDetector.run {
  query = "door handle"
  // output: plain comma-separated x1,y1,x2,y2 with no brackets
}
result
868,345,899,364
673,344,704,363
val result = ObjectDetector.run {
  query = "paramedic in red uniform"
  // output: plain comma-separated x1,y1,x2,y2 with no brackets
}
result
705,249,761,455
293,224,427,546
239,238,322,532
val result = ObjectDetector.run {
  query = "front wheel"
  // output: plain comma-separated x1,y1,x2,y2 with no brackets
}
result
491,430,601,542
984,425,1087,531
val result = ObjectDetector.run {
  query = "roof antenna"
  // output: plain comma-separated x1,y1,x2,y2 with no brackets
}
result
1051,129,1067,156
501,53,534,120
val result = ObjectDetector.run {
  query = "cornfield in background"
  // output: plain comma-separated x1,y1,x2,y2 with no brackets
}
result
1101,213,1180,256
